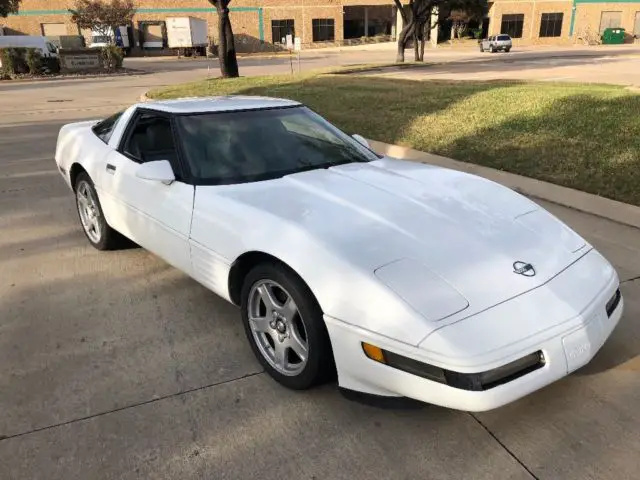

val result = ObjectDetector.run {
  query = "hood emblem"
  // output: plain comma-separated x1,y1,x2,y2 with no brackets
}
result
513,261,536,277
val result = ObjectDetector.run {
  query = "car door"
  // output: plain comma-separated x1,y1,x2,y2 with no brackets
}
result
99,109,194,274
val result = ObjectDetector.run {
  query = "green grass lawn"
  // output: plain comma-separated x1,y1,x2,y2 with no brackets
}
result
149,72,640,206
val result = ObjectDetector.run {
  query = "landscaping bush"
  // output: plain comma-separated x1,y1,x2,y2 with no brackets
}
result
42,56,61,74
0,47,29,75
101,44,124,71
0,47,59,77
25,48,43,74
0,48,10,76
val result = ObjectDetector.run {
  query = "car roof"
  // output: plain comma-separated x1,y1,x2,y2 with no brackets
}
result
138,95,301,114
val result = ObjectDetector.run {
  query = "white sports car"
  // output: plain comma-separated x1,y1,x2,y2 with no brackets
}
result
55,96,623,411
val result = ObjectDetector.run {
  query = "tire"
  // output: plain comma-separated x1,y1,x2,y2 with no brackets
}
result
74,173,122,251
241,261,335,390
505,47,511,53
479,45,484,52
490,46,495,53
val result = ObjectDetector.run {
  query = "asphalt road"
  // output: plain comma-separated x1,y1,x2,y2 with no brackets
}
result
1,46,640,479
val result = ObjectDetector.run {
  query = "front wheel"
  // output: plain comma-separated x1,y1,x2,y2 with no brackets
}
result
241,262,335,390
75,173,121,250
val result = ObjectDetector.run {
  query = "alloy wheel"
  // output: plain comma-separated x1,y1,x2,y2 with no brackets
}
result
76,180,102,244
247,279,309,376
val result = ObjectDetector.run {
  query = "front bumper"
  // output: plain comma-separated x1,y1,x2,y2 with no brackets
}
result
326,253,623,412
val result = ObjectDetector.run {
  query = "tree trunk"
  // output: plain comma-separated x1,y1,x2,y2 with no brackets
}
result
396,24,409,62
419,17,428,62
216,4,239,78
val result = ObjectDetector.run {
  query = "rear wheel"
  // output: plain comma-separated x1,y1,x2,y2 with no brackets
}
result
490,45,496,53
75,173,121,250
479,45,484,52
505,47,511,53
241,262,334,390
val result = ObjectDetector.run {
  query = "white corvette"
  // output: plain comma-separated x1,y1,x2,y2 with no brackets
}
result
55,96,623,411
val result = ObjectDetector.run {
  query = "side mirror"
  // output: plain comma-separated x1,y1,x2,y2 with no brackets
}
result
135,160,175,185
352,134,370,148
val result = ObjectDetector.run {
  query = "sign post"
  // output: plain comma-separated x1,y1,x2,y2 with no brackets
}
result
294,37,301,74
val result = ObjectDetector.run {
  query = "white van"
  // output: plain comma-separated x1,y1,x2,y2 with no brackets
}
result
90,26,131,54
0,35,59,61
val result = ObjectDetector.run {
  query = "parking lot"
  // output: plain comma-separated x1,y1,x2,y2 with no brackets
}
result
1,47,640,479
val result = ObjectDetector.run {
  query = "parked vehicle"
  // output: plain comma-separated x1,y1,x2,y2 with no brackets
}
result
0,35,58,68
166,16,208,56
480,34,512,52
54,96,623,412
89,26,131,55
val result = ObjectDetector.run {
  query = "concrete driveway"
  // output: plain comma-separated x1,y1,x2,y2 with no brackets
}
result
1,48,640,479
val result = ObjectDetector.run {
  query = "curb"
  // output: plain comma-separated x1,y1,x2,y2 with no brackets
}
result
1,68,148,84
369,140,640,230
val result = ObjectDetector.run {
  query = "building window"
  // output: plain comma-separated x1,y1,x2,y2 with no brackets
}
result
500,14,524,38
539,13,563,37
312,19,335,42
599,11,622,34
272,19,295,44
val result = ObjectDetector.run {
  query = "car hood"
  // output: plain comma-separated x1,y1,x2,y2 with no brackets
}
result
213,157,590,326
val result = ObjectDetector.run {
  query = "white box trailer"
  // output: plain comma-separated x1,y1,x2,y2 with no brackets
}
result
166,16,208,54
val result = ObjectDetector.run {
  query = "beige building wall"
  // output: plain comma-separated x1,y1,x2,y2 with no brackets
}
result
2,0,395,51
489,0,640,45
489,0,573,45
574,3,640,37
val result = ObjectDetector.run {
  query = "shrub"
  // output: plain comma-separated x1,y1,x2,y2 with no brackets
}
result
25,48,43,74
0,48,28,75
0,48,10,76
42,56,61,74
101,44,124,71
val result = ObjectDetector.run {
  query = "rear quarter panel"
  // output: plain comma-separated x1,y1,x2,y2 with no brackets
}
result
55,120,113,190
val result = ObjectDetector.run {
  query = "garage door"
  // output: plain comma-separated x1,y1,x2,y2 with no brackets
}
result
41,23,67,36
599,11,622,34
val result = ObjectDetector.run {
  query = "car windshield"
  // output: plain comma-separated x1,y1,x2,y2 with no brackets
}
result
175,106,381,185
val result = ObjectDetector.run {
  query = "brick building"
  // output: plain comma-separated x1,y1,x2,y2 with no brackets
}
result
487,0,640,45
1,0,400,53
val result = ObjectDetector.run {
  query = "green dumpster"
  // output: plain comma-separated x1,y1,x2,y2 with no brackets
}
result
602,27,625,45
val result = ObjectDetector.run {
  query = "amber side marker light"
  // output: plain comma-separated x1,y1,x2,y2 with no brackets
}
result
362,342,386,363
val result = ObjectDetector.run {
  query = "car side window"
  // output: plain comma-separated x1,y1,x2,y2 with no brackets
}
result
92,111,123,144
122,113,179,168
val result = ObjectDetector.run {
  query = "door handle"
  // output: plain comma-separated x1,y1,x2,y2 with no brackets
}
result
106,164,116,174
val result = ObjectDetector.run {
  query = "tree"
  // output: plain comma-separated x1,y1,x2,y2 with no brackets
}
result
0,0,21,17
393,0,487,62
208,0,239,78
449,10,472,39
69,0,136,45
